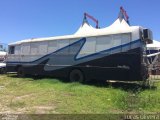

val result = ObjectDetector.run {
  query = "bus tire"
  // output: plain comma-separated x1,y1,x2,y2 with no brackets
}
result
69,69,85,83
17,67,25,77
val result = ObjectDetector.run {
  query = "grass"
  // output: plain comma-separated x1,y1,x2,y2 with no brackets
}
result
0,74,160,114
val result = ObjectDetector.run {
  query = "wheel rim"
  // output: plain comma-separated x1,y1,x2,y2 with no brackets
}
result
73,73,81,81
70,69,84,82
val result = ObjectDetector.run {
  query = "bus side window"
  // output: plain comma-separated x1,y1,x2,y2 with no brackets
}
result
9,46,15,54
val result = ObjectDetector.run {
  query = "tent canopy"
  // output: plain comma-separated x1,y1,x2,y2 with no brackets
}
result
147,40,160,49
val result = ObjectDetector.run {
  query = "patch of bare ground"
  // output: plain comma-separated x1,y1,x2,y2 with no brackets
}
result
0,105,57,114
33,106,57,114
0,107,26,114
14,94,34,100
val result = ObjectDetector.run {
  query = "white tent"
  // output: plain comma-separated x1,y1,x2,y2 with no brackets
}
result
74,19,96,36
147,40,160,50
74,17,140,41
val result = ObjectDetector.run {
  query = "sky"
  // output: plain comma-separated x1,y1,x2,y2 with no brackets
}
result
0,0,160,44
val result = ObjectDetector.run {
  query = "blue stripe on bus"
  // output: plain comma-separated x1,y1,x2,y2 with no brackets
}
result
74,39,141,60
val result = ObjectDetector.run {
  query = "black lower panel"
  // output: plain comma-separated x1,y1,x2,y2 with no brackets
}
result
48,47,147,81
7,47,148,81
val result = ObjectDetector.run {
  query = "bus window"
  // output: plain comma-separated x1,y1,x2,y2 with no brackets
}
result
15,45,21,55
96,36,112,52
112,34,121,47
30,42,38,55
38,42,48,55
21,43,30,55
48,40,58,53
9,46,15,54
121,33,131,44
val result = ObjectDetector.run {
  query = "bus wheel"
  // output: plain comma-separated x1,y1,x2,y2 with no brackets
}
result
17,67,25,77
69,69,85,83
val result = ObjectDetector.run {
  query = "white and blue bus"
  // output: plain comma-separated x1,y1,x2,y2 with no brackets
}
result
6,14,153,82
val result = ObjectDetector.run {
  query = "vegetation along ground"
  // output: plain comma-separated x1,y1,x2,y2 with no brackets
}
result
0,74,160,114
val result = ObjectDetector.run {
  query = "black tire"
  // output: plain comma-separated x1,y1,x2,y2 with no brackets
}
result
17,67,25,77
69,69,85,83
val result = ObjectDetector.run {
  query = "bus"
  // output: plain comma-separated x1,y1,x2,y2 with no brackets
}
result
6,13,153,82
